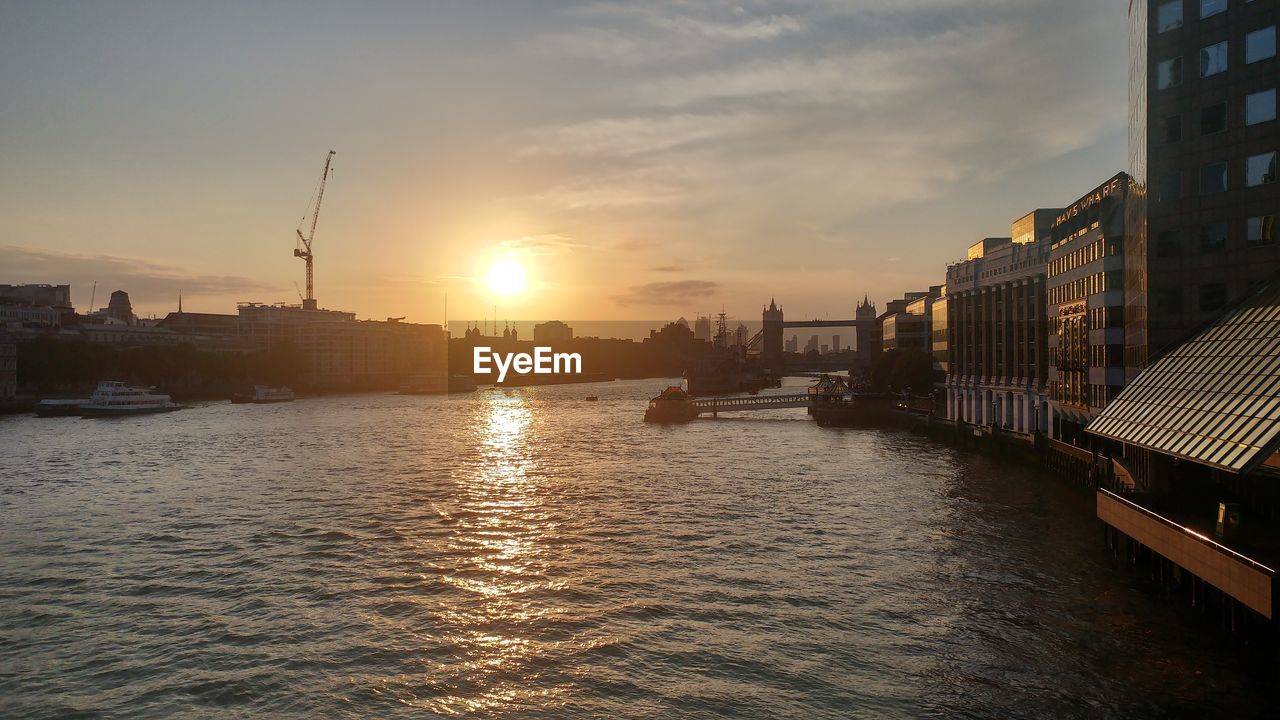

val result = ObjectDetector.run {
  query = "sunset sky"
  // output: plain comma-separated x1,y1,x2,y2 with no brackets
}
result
1,0,1126,325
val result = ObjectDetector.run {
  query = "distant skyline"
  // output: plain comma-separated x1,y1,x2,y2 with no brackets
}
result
1,0,1126,323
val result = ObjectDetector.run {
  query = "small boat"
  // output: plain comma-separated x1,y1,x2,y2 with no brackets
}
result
35,398,89,417
644,386,699,423
231,385,295,404
79,381,189,417
585,395,599,402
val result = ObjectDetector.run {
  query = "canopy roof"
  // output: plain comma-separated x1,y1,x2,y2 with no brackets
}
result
1088,283,1280,475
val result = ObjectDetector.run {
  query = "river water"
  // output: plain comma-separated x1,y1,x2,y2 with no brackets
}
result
1,379,1276,718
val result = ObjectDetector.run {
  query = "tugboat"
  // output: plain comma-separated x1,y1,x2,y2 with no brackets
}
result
644,386,700,423
231,385,296,404
806,374,892,427
79,381,189,417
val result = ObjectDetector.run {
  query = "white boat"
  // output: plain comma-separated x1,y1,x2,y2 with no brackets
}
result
79,381,189,417
231,385,295,404
34,398,89,417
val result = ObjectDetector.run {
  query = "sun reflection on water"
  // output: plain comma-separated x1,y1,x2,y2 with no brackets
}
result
425,390,573,714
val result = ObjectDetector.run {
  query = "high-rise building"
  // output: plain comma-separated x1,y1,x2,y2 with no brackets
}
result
1130,0,1279,370
693,315,712,341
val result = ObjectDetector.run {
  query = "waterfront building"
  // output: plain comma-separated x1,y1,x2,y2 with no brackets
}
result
533,320,573,344
1088,278,1280,627
1130,0,1280,372
1047,174,1130,443
946,212,1055,434
237,303,446,390
878,288,937,354
931,288,948,405
0,342,15,399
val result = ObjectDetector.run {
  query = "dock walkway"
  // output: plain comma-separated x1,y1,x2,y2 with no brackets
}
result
690,393,812,417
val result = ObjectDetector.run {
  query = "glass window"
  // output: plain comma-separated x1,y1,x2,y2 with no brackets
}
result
1158,1,1184,32
1165,115,1182,142
1247,215,1276,246
1200,41,1228,77
1201,222,1228,252
1157,57,1183,89
1199,283,1227,312
1200,162,1227,193
1200,102,1227,133
1246,152,1276,186
1200,0,1226,19
1245,26,1276,64
1158,172,1182,202
1156,230,1181,257
1246,88,1277,125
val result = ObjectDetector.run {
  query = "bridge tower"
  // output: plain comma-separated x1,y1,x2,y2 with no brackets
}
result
853,294,879,370
763,298,785,372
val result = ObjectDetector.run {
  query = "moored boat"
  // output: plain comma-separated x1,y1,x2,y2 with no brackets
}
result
644,386,700,423
34,398,89,417
231,385,296,404
79,381,189,417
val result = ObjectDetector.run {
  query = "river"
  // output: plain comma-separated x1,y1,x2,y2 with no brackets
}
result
1,379,1276,718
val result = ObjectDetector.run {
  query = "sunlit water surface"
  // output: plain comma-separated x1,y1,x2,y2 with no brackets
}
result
2,379,1276,718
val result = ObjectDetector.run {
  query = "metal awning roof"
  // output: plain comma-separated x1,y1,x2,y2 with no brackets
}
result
1087,282,1280,475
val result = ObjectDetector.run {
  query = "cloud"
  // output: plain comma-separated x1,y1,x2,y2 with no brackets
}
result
613,279,720,306
514,0,1125,228
499,233,587,256
650,265,682,272
527,2,803,64
0,245,277,306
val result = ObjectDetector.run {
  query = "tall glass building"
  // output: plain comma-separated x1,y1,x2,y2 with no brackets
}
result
1132,0,1280,365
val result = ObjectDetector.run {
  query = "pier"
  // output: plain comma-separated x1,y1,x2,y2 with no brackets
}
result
691,392,812,417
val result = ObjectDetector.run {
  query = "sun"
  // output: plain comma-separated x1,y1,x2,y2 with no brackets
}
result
485,257,527,296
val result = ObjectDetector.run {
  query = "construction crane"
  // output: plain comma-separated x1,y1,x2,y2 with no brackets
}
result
294,150,336,310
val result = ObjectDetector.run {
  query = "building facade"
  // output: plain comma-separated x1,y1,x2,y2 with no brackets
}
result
1046,173,1130,443
0,284,72,310
237,303,447,389
1134,0,1280,366
945,215,1054,435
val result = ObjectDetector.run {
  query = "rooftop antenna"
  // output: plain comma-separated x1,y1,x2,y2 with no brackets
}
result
178,290,183,313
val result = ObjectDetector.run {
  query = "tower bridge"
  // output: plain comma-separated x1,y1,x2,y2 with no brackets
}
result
754,296,880,372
